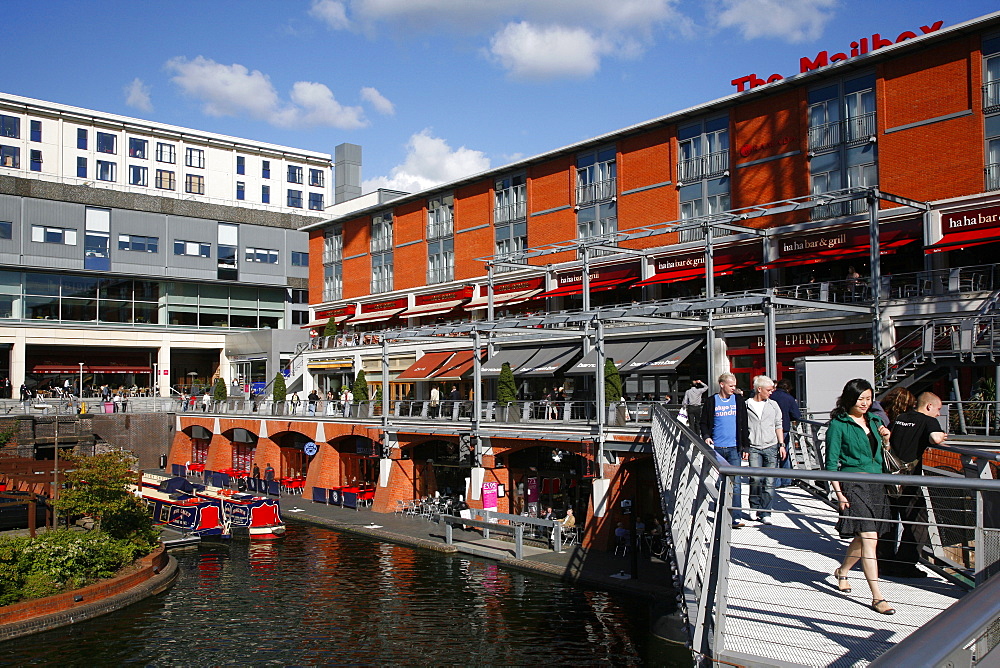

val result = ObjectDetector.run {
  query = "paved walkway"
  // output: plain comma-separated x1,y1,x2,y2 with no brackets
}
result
276,494,675,601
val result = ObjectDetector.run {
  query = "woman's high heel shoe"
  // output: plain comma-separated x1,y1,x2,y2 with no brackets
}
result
871,599,895,615
834,569,851,593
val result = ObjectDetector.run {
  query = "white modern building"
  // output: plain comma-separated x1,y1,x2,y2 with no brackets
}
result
0,92,355,398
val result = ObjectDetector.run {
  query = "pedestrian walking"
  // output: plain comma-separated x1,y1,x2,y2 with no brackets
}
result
701,373,750,528
745,375,784,525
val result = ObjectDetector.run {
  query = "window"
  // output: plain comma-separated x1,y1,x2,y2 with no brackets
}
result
174,240,211,257
245,247,279,264
30,120,41,142
118,234,158,253
290,288,309,304
236,156,245,175
287,165,303,183
495,219,527,268
427,194,454,239
0,115,19,139
185,174,205,194
96,160,116,182
324,225,342,264
97,132,116,154
495,173,526,225
77,156,87,178
291,310,309,325
371,212,393,294
32,225,78,245
576,146,616,206
428,238,454,284
309,168,324,187
577,201,618,256
808,73,877,219
262,160,270,179
308,192,324,210
677,117,729,182
218,223,238,281
0,221,11,239
156,142,175,164
84,207,111,271
0,146,19,168
287,189,302,208
128,138,147,159
236,181,245,200
680,177,730,221
29,150,42,172
324,262,342,301
186,147,205,168
983,34,1000,111
987,114,1000,191
156,169,176,190
291,251,308,266
262,184,270,203
129,165,148,186
77,128,88,150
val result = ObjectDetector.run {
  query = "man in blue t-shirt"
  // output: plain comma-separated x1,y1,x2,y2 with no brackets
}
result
701,372,751,527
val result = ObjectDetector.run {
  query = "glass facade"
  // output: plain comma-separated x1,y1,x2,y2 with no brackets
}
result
0,270,284,329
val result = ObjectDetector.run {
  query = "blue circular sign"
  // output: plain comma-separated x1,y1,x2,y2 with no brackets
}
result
303,441,318,456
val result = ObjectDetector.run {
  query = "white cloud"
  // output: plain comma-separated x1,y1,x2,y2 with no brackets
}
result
309,0,350,29
124,78,153,112
489,22,608,80
310,0,690,80
363,129,490,194
360,86,395,115
165,56,366,129
713,0,837,43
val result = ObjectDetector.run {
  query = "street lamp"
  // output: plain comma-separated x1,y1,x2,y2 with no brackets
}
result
78,362,84,400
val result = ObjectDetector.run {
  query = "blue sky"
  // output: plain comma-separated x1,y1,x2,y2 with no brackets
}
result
4,1,997,194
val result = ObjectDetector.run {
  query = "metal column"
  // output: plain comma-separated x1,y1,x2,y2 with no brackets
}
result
381,336,390,429
594,319,606,470
868,192,882,358
764,295,777,380
705,222,716,378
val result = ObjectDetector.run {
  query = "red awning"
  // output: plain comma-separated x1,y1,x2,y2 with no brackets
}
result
635,259,758,286
431,350,478,380
536,277,636,299
465,288,544,311
757,237,916,270
348,308,406,325
925,228,1000,254
31,364,152,374
395,351,456,380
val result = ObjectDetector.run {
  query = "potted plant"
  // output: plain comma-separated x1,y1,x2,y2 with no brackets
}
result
272,372,287,415
497,361,519,423
353,370,369,418
604,359,626,426
212,378,228,413
323,317,338,339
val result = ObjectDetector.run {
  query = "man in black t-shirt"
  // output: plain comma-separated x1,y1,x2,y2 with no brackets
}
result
878,392,947,577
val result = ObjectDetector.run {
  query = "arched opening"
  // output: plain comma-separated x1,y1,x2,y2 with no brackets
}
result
330,436,379,487
187,425,211,464
410,439,470,499
228,427,257,472
504,445,593,519
272,432,314,478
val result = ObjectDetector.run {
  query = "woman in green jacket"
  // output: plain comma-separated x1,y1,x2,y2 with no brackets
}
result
825,378,895,615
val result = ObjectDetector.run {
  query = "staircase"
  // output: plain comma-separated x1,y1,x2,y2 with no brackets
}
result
877,287,1000,392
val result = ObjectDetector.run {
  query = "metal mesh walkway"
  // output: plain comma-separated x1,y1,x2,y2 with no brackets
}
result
720,486,963,667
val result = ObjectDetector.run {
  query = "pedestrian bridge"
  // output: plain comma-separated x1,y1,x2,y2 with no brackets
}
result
650,406,1000,667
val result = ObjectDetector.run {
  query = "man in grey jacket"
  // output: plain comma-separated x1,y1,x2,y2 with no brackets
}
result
746,375,784,525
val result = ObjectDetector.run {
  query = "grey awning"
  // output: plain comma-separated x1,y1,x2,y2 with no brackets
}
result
231,428,257,444
619,337,702,374
190,425,212,440
516,345,579,377
481,347,540,379
565,340,648,375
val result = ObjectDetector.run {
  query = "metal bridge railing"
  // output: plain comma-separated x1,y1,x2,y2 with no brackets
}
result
652,405,1000,666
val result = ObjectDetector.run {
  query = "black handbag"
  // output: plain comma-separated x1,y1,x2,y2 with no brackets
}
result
882,445,919,498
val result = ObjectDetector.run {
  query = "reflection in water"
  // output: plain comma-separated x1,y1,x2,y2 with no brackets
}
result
1,523,688,666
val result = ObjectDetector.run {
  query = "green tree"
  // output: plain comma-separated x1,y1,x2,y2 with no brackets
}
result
603,358,622,406
54,451,158,547
212,377,227,403
323,317,338,337
353,370,369,401
272,372,287,402
497,362,517,406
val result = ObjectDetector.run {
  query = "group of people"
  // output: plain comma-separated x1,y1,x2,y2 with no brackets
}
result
288,388,356,416
698,371,946,617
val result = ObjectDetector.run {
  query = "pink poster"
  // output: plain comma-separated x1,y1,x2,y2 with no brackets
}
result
482,481,498,510
526,477,539,503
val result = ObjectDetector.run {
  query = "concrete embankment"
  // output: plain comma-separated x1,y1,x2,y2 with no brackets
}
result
0,544,177,642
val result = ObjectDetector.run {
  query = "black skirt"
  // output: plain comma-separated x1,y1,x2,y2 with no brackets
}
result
836,479,891,538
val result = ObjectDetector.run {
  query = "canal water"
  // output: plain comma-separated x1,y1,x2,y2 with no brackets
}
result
4,522,690,666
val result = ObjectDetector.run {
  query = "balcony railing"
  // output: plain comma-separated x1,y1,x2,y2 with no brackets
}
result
427,213,453,240
575,178,616,206
984,80,1000,112
987,163,1000,192
808,112,875,151
494,200,526,224
322,248,342,264
812,196,869,220
427,263,454,285
676,149,729,182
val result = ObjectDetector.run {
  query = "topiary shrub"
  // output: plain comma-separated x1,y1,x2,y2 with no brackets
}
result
603,358,622,405
323,317,338,337
213,377,227,403
272,372,287,402
353,370,369,402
